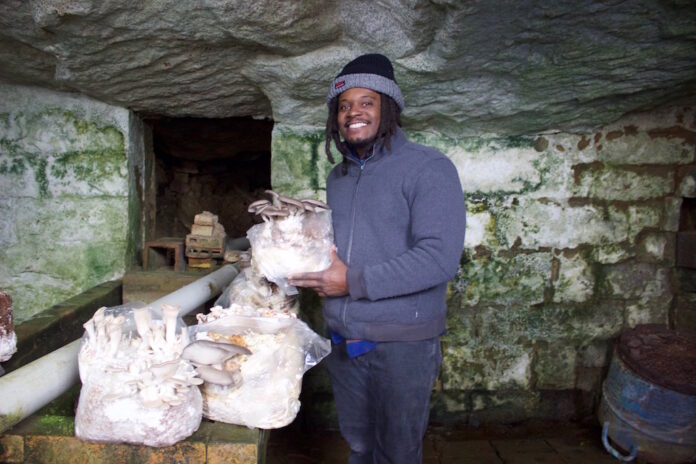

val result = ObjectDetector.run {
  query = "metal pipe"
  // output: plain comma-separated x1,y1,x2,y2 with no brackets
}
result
0,264,238,433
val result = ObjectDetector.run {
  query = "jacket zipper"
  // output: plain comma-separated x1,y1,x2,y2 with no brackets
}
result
341,160,366,330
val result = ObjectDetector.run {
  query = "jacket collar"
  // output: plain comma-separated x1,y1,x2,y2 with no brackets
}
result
344,127,407,166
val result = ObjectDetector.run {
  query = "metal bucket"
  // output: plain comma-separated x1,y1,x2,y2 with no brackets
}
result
598,324,696,463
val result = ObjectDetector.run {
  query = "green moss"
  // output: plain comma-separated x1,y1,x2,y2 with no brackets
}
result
271,128,329,196
85,244,118,281
35,415,75,436
467,200,489,215
51,147,125,183
453,251,550,306
305,133,324,192
409,131,536,154
0,410,23,432
32,157,50,198
591,261,612,297
0,157,25,175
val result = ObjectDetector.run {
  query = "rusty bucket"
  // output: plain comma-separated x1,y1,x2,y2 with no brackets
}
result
598,324,696,463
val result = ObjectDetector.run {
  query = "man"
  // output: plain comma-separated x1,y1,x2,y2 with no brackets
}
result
289,53,466,464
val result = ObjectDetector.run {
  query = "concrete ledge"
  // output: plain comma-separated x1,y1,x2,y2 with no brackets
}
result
3,280,122,374
2,409,266,464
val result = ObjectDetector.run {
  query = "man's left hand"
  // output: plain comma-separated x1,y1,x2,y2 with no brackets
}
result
289,246,349,297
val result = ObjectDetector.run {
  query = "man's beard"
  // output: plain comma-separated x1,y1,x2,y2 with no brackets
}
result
345,133,379,153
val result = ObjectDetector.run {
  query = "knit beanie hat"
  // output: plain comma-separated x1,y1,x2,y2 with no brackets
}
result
326,53,405,110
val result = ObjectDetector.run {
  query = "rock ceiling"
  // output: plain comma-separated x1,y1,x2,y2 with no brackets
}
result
0,0,695,135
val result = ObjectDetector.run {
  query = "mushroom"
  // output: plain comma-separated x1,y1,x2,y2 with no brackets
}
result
161,303,180,346
248,199,271,213
278,195,305,213
259,206,290,223
265,189,282,208
181,339,251,365
194,364,242,387
301,198,330,211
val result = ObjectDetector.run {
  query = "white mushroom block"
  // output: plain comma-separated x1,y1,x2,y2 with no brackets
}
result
75,305,203,447
0,292,17,364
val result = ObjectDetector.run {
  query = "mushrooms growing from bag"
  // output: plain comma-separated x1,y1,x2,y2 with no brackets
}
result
246,190,334,292
75,304,204,447
0,292,17,367
180,339,251,388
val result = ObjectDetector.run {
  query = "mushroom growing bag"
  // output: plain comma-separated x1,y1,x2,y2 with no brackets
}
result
191,303,330,429
246,203,333,294
75,304,203,447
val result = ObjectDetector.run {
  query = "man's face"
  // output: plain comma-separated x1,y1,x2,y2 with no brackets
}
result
337,87,381,156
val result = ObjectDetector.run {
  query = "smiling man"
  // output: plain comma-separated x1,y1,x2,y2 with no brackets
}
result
289,54,466,464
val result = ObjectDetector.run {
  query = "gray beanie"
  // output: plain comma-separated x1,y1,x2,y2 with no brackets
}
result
326,54,405,110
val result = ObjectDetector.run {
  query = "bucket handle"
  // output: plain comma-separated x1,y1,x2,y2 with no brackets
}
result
602,421,638,462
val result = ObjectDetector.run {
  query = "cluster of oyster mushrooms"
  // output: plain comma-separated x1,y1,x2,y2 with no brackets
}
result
0,291,17,368
214,266,299,315
188,261,329,429
75,304,204,447
248,189,329,220
246,190,334,293
78,305,204,406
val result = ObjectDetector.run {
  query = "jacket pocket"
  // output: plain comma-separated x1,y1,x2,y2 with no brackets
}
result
346,293,419,325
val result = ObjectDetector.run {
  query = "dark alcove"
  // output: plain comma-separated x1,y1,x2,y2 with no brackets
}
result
144,116,273,241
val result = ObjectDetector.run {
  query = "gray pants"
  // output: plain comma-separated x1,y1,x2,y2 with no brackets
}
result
326,337,442,464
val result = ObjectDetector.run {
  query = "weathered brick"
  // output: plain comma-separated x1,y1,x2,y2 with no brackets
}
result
496,199,629,249
573,165,673,201
23,436,132,464
590,243,632,264
131,441,206,463
464,209,496,249
448,143,542,195
534,341,577,389
637,231,676,265
455,252,551,306
553,252,594,303
469,391,540,424
588,130,692,165
604,262,671,300
0,434,24,463
675,293,696,330
207,443,257,464
625,296,671,326
441,340,532,390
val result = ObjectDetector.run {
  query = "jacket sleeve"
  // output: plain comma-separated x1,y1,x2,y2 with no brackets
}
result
346,156,466,301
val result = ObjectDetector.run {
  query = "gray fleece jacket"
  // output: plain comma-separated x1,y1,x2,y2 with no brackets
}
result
324,127,466,342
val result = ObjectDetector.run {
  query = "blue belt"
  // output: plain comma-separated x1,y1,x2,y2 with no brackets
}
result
330,331,377,358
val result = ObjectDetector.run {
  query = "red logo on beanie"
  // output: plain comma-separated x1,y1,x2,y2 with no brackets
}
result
335,80,345,89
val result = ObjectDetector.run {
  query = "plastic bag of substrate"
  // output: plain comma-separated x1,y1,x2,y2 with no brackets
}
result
191,304,331,429
214,266,299,315
75,304,203,447
246,206,333,294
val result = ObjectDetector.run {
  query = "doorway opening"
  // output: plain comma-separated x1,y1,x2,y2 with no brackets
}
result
143,116,273,241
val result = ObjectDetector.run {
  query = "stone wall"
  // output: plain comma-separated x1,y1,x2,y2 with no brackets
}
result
0,83,140,323
273,106,696,425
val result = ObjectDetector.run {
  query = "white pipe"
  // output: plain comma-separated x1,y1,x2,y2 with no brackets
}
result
0,264,238,433
147,264,238,318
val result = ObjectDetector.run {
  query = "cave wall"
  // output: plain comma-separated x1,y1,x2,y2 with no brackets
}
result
2,75,695,424
273,106,696,425
0,83,142,322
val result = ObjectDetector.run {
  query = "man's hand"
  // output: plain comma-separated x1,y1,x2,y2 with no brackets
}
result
289,246,349,297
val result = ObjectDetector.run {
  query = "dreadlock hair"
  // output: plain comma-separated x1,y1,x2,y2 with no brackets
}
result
325,93,402,174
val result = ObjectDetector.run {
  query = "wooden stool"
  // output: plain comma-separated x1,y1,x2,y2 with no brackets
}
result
143,237,186,272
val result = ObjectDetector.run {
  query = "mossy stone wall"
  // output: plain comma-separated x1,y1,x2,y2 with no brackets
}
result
272,106,696,425
0,83,139,323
